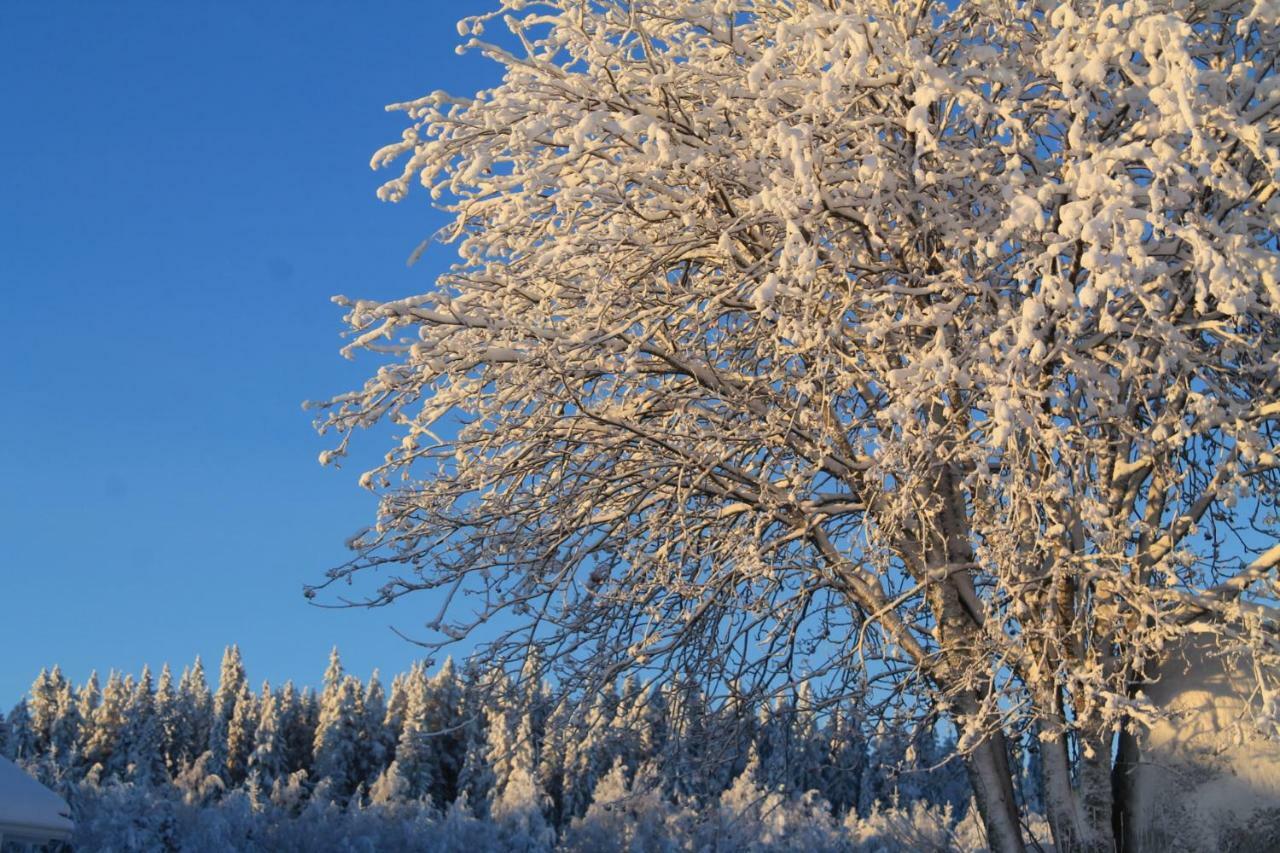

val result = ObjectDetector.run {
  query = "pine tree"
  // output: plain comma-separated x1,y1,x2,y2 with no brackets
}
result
558,687,616,821
457,713,495,817
380,672,408,768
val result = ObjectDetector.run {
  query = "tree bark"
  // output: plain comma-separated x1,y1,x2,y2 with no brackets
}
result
1039,724,1089,853
1112,724,1140,853
962,711,1027,853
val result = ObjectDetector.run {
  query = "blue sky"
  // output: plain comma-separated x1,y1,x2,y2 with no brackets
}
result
0,1,497,702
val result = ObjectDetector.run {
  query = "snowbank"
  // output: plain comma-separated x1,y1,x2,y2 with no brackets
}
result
1129,636,1280,851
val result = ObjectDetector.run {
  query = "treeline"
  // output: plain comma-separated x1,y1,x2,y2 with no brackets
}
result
0,648,1023,851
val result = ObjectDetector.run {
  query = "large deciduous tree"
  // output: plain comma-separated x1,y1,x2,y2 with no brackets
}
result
312,1,1280,849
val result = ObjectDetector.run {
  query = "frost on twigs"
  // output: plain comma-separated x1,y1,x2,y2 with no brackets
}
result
312,1,1280,847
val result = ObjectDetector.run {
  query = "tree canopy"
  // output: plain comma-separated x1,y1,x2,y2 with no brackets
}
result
312,2,1280,849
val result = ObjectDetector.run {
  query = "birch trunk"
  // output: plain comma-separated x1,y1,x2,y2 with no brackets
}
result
962,710,1027,853
1039,724,1089,853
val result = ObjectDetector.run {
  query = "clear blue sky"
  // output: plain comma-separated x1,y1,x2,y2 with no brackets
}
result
0,1,496,703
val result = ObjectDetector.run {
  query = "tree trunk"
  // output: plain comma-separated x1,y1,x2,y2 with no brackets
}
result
1112,724,1140,852
963,719,1027,853
1039,725,1089,852
1077,727,1116,852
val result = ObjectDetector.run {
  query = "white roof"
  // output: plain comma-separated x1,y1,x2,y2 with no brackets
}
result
0,757,74,843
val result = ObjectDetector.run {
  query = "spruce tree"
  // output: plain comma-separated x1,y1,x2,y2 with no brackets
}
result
248,682,288,789
176,657,214,769
224,679,258,786
47,679,83,777
85,671,129,778
119,665,166,785
393,663,436,802
360,670,389,787
27,666,65,754
74,671,100,762
823,702,867,817
792,682,827,795
321,646,343,701
490,711,554,852
312,673,364,799
5,700,36,763
208,645,247,777
424,657,467,803
757,696,796,792
154,664,181,775
278,680,312,776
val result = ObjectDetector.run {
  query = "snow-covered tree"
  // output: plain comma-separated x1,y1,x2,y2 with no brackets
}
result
312,674,365,799
424,657,468,804
321,647,344,702
209,646,246,778
4,700,36,762
28,668,61,753
713,742,843,851
85,671,129,777
312,1,1280,849
153,664,182,776
362,672,389,778
369,758,412,808
790,682,828,796
47,677,83,776
488,711,554,852
248,683,289,789
823,703,868,819
393,663,438,802
119,665,167,786
276,680,313,777
177,657,213,769
224,680,259,787
74,671,101,761
562,758,687,853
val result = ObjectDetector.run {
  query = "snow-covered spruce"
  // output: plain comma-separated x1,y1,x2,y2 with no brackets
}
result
5,649,990,851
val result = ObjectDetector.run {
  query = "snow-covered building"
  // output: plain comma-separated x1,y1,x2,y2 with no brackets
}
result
0,757,74,847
